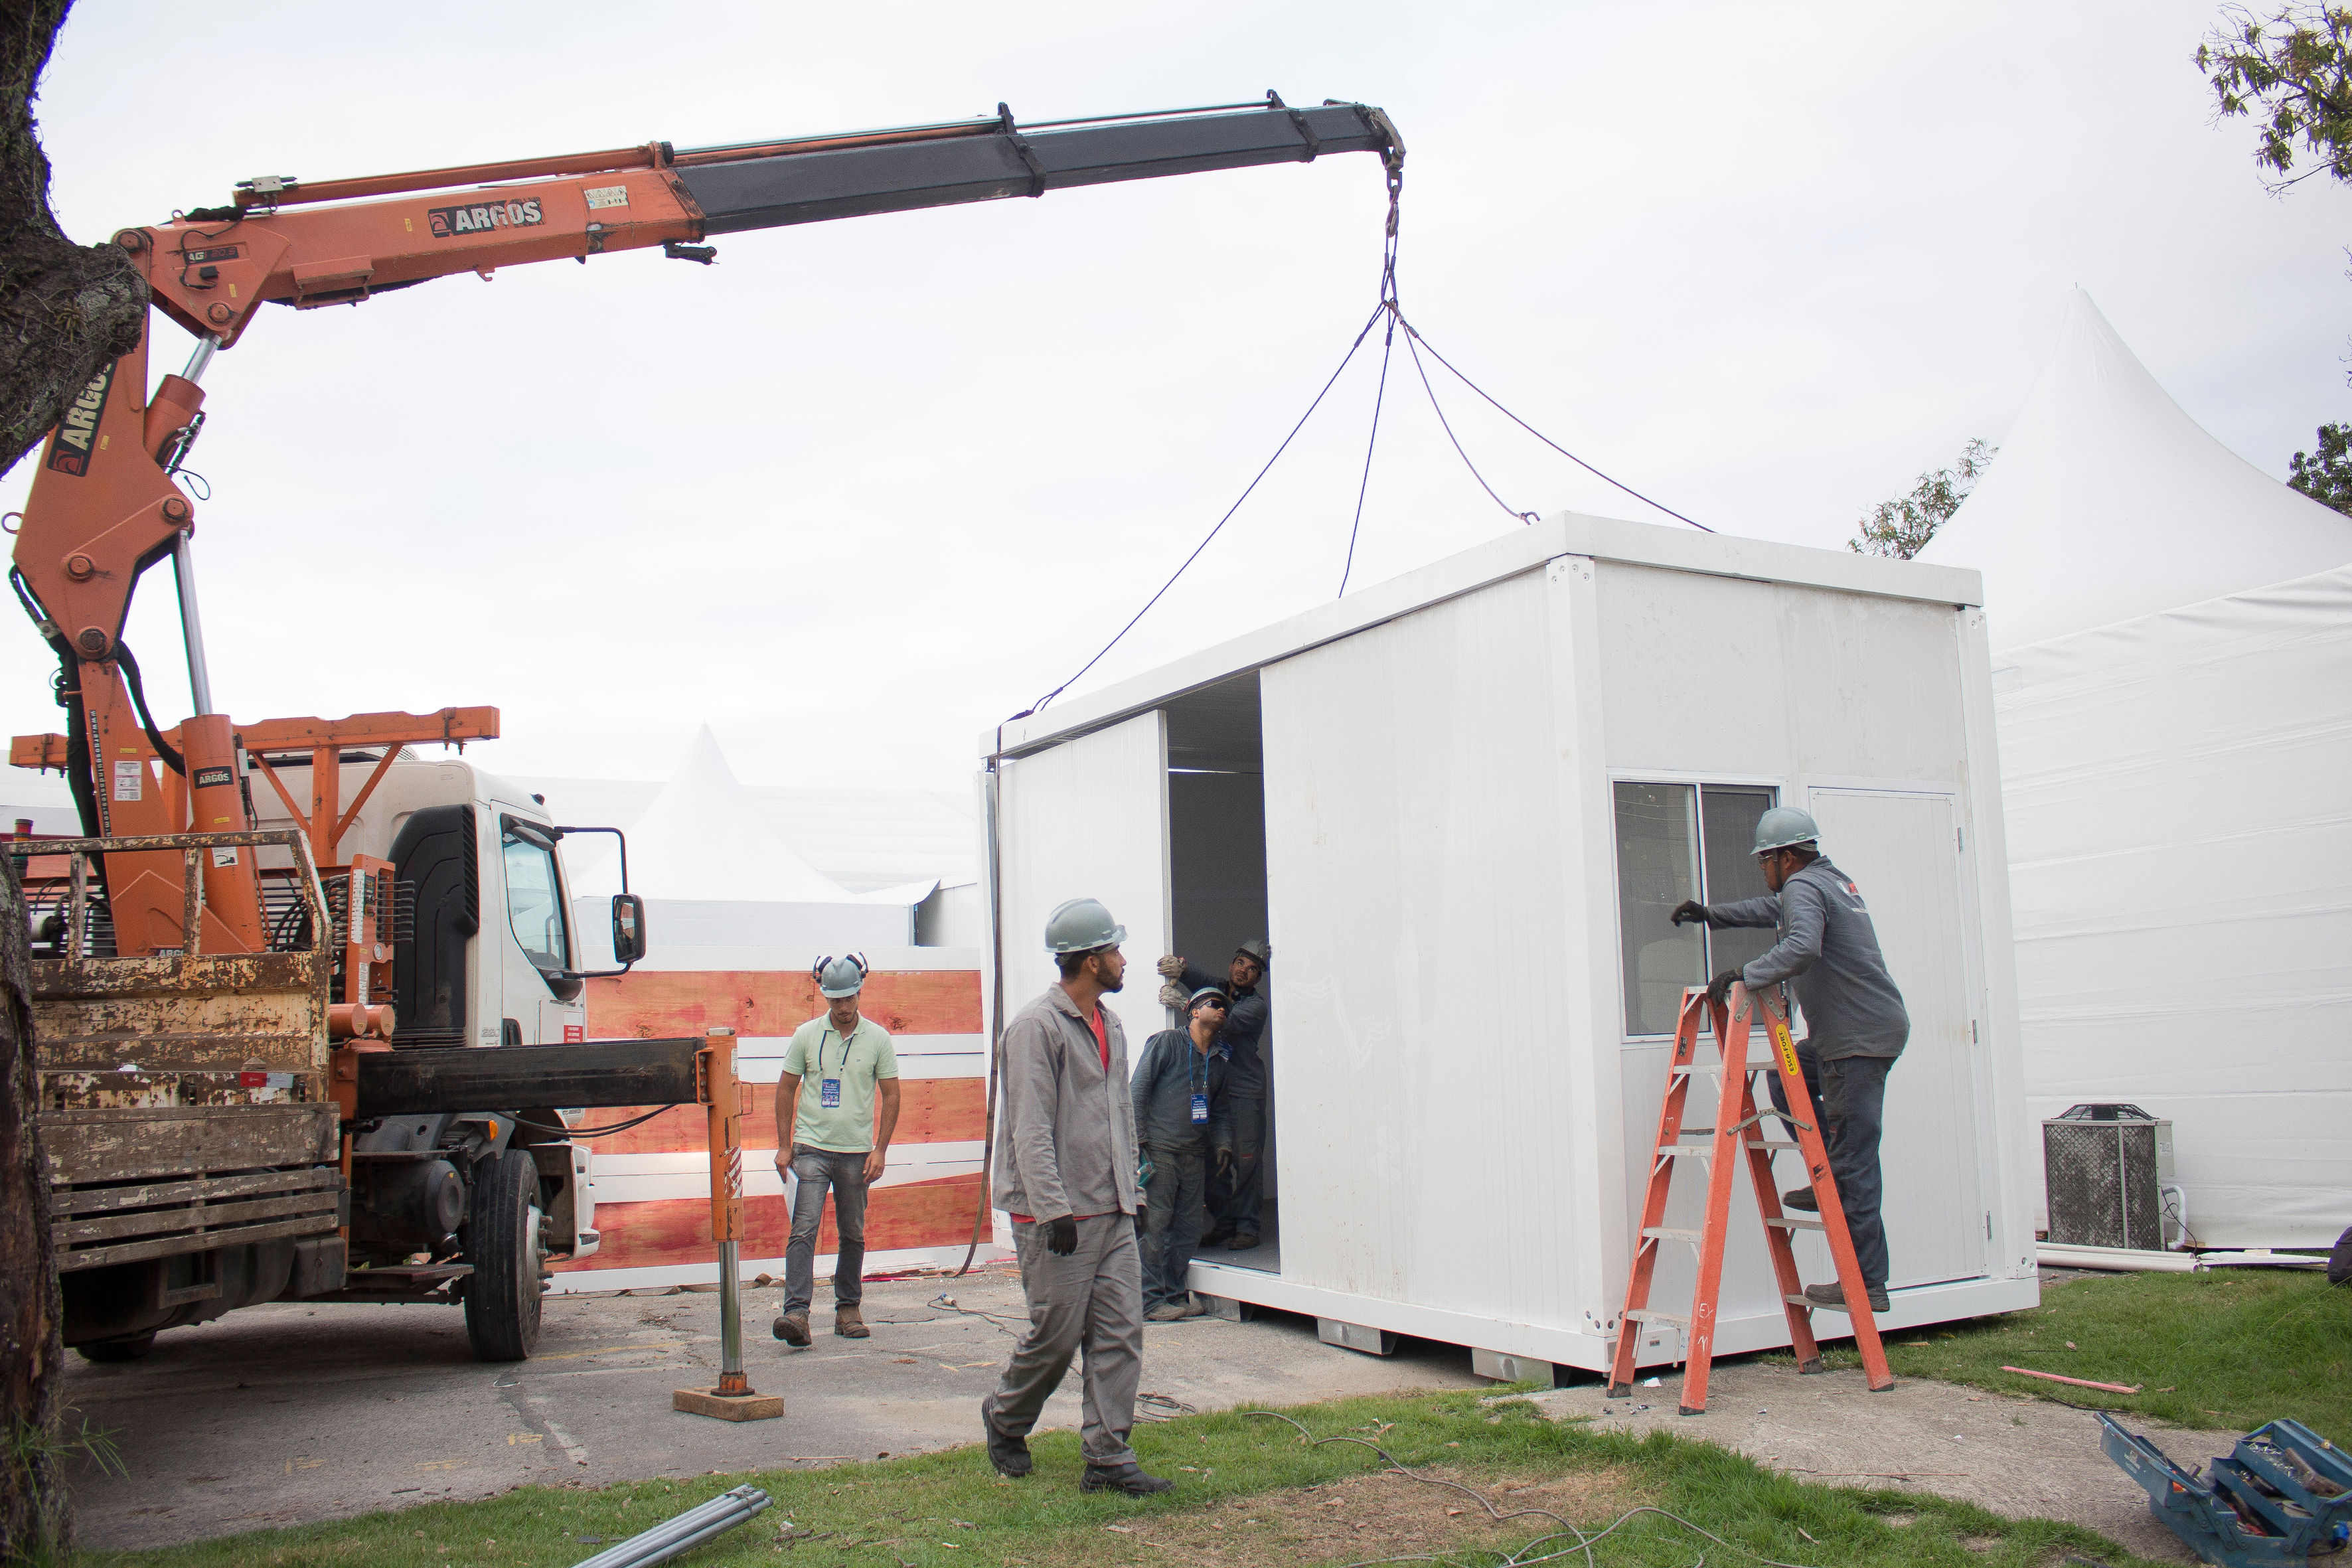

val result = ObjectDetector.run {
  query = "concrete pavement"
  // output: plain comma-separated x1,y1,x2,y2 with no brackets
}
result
62,1265,1487,1551
1520,1362,2241,1564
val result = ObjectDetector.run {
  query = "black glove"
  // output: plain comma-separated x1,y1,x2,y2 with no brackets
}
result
1670,900,1707,927
1045,1215,1079,1256
1707,968,1743,1006
1215,1148,1235,1179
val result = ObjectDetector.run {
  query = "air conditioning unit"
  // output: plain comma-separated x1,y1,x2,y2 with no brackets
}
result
2043,1103,2176,1249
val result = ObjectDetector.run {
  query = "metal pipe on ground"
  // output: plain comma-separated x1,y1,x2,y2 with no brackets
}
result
569,1484,771,1568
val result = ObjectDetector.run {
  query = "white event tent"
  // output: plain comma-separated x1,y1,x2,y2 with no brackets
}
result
563,725,925,965
1919,289,2352,1247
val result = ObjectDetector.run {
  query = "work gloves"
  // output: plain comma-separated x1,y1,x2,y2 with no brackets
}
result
1045,1215,1079,1256
1215,1148,1235,1179
1707,968,1744,1006
1670,900,1707,927
1156,955,1186,980
1158,980,1190,1009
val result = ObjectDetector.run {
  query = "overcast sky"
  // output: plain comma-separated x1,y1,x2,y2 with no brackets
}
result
3,0,2343,802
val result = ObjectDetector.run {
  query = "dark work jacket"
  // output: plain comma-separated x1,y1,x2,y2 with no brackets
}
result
1131,1028,1231,1154
1179,961,1269,1095
1704,856,1910,1061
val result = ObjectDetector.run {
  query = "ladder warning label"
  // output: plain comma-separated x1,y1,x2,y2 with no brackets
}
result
111,759,141,802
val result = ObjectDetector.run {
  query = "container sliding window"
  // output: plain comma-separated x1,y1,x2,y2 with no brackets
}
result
1612,782,1779,1037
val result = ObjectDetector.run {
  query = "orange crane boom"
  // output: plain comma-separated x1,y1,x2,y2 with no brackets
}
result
9,95,1402,956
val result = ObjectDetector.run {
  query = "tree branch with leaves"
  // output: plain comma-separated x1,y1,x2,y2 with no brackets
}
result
2197,4,2352,193
1847,438,1998,560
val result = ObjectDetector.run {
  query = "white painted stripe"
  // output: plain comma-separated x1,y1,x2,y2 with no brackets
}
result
732,1035,983,1083
595,1161,980,1204
593,1153,982,1204
625,947,981,975
596,1141,982,1178
551,1240,1010,1292
736,1033,981,1055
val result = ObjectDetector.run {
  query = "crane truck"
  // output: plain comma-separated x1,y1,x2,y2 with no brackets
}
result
9,95,1403,1361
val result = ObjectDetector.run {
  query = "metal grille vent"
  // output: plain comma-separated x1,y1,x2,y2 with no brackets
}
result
2044,1103,2167,1249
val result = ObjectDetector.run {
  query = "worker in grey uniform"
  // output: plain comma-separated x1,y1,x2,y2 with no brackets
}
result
1672,806,1908,1314
980,898,1172,1497
1130,985,1233,1320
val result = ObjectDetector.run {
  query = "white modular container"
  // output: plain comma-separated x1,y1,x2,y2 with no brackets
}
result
983,514,2039,1375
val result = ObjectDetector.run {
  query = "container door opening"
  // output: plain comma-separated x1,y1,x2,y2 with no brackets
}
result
1164,673,1277,1275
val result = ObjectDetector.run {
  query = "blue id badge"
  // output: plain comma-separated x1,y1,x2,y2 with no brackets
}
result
820,1077,842,1108
1191,1091,1210,1124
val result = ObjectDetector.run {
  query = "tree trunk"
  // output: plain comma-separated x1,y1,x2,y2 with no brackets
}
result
3,3,123,1556
0,851,60,1561
1,0,147,481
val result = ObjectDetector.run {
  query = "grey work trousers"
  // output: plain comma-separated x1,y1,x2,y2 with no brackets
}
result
1138,1146,1207,1311
1768,1044,1894,1291
782,1145,868,1316
985,1213,1142,1466
1208,1093,1265,1236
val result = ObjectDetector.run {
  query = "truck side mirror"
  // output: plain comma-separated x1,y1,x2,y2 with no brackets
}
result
611,894,647,965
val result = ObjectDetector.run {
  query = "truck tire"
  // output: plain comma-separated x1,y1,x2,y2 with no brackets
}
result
76,1332,156,1363
465,1149,546,1362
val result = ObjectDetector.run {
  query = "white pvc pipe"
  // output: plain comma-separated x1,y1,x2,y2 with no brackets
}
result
2037,1241,2200,1273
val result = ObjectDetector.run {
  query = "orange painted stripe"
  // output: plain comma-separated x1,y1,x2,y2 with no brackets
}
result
582,1078,986,1155
556,1170,985,1273
586,970,981,1039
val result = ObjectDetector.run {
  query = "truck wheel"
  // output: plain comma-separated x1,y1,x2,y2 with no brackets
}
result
76,1332,156,1363
465,1150,546,1362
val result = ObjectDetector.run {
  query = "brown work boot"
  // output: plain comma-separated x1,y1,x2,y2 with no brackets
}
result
774,1308,811,1347
834,1303,870,1338
1803,1281,1891,1314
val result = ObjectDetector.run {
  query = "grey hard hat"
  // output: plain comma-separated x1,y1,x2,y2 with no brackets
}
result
1235,938,1271,969
814,953,868,999
1188,985,1230,1012
1044,896,1126,954
1753,806,1821,855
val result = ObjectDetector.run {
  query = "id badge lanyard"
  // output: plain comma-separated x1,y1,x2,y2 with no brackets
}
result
819,1027,848,1109
1190,1043,1210,1125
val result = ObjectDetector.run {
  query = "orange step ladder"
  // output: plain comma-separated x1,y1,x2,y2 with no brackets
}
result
1607,982,1894,1413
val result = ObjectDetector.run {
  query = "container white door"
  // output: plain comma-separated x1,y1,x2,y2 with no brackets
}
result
996,711,1172,1051
1804,787,1988,1286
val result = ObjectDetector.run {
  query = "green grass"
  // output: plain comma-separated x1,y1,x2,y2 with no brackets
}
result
74,1386,2156,1568
1786,1269,2352,1441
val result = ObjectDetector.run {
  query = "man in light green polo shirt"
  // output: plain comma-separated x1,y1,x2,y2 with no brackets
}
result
771,953,901,1346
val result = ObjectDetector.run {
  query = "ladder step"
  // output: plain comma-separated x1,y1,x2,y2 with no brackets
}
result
1641,1226,1702,1243
1624,1308,1690,1327
1658,1144,1715,1156
1766,1215,1826,1231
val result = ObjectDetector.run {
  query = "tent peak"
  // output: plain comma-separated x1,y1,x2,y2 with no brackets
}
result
1918,288,2351,650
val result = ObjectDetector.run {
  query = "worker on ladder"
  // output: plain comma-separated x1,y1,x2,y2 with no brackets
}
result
1672,807,1909,1314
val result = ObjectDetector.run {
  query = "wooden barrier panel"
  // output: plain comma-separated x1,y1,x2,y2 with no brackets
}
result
556,964,992,1288
584,970,981,1040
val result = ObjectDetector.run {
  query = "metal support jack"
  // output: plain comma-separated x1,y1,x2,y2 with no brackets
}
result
1607,984,1895,1413
673,1028,782,1421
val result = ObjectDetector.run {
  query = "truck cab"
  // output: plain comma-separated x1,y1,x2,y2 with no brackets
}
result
32,747,638,1364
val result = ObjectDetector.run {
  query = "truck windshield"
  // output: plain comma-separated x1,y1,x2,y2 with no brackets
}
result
502,828,570,973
